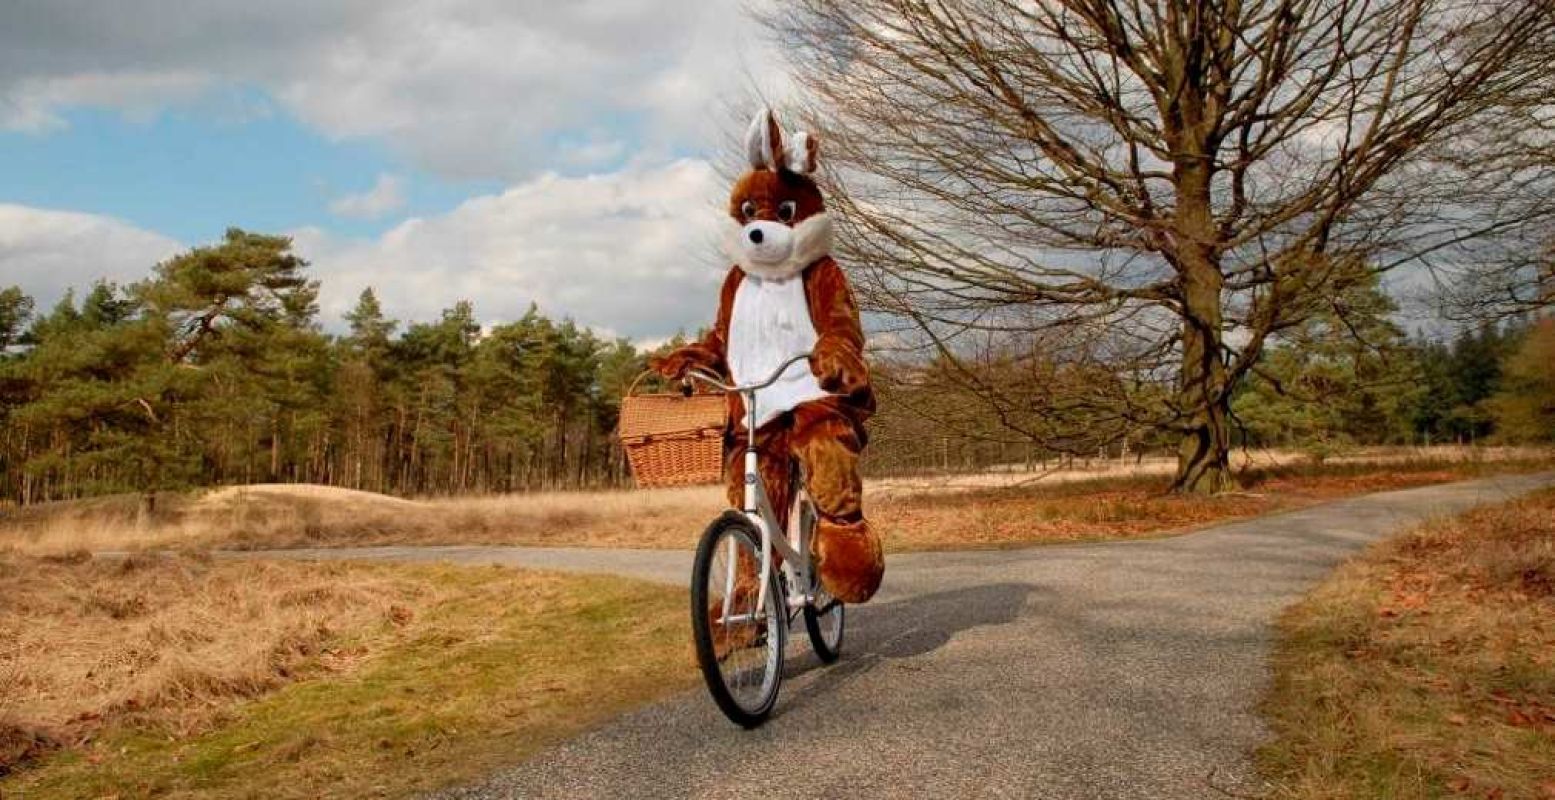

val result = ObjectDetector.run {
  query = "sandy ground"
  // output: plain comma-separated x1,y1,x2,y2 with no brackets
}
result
199,483,422,508
868,445,1549,495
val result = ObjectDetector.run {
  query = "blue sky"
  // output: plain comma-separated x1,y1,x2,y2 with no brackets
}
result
1,102,500,243
0,0,783,339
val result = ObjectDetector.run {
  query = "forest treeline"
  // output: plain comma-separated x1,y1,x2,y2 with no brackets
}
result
0,230,650,506
1,230,1551,507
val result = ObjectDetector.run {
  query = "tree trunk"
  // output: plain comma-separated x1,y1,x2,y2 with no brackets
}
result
1168,93,1236,494
1172,236,1236,494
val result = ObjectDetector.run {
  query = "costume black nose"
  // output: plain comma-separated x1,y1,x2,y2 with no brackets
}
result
749,228,764,244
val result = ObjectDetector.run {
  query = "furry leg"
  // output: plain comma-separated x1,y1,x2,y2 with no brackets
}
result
790,401,883,603
723,422,793,529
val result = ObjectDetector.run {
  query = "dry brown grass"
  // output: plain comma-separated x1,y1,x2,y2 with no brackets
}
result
878,461,1530,550
0,483,725,555
1260,488,1555,799
2,448,1550,556
0,550,432,770
0,551,690,798
0,547,429,759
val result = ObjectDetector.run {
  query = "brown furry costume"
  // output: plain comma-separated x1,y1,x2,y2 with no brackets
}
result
652,110,883,604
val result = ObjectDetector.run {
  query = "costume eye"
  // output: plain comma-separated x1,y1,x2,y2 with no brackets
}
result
739,200,757,220
777,201,797,223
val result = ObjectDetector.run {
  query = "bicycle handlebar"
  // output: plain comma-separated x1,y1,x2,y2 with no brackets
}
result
681,352,811,395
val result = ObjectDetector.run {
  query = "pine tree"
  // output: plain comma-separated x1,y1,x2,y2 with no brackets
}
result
0,287,32,351
1235,274,1420,458
1489,319,1555,443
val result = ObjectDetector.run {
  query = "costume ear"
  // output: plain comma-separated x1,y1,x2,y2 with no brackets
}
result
745,107,785,171
787,131,819,174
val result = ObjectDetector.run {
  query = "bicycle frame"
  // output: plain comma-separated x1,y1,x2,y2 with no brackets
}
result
685,353,820,621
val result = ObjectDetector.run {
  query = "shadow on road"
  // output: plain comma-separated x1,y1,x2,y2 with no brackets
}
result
777,582,1034,717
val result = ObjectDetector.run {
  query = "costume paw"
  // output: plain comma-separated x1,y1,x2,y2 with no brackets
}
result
813,518,883,603
650,346,715,379
811,347,868,395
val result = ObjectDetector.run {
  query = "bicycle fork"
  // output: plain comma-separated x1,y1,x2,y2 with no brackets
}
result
744,447,780,620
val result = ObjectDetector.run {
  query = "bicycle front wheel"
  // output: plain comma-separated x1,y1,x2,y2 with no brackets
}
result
691,511,786,728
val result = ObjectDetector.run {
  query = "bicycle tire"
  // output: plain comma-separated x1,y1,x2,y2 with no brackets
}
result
691,511,786,728
791,483,845,663
803,589,845,663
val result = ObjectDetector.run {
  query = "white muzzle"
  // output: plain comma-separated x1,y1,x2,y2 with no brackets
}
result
725,213,834,281
737,220,794,269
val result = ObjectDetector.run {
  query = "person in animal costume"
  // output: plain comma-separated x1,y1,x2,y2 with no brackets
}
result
651,108,884,604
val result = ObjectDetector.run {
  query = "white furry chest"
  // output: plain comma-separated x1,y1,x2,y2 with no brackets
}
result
727,275,829,427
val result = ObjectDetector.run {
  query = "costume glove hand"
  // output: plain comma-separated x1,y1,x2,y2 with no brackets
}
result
649,346,717,380
811,346,868,395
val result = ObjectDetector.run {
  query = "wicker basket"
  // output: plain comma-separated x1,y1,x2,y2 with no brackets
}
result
618,372,727,488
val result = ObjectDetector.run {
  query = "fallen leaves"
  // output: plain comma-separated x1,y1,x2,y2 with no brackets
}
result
1262,488,1555,800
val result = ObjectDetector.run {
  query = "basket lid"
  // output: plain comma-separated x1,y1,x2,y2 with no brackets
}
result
618,392,726,440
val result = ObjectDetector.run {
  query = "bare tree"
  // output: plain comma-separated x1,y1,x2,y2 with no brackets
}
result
1431,28,1555,323
869,319,1171,467
768,0,1555,492
1437,237,1554,323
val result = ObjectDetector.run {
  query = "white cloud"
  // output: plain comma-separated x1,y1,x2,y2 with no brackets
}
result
0,1,782,180
328,173,406,220
0,205,182,309
1,162,748,342
296,158,733,339
0,71,212,132
0,2,801,339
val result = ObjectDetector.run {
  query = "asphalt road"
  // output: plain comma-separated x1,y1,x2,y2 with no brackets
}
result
249,472,1555,799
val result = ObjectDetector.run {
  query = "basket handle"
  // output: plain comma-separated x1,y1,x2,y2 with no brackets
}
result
626,370,656,397
626,369,702,397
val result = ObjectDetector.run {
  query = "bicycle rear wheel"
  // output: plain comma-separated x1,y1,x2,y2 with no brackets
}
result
691,511,785,727
803,580,845,663
792,491,844,663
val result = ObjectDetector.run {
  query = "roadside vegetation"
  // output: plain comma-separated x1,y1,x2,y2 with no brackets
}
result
0,551,689,799
3,448,1549,556
1260,489,1555,799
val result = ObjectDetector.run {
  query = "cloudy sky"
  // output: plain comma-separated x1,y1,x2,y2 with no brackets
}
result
0,0,789,341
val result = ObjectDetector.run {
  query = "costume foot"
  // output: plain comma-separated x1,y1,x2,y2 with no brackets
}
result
813,518,883,603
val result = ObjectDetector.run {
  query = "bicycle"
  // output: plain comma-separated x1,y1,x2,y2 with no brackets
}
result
681,352,845,728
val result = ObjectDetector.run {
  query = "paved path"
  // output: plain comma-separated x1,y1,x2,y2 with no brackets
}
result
247,473,1555,799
